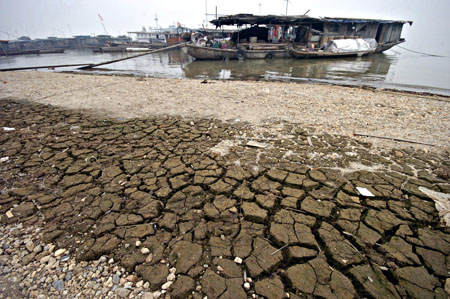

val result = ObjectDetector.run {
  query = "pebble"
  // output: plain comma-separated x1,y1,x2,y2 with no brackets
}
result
140,247,150,254
153,291,162,298
136,240,142,247
145,253,153,263
243,282,251,290
54,248,66,257
40,255,50,264
234,257,243,264
136,280,144,288
52,280,64,291
115,287,131,298
25,241,35,252
113,274,120,284
167,273,176,281
161,281,173,290
99,256,107,263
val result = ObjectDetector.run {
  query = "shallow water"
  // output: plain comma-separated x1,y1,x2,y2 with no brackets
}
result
1,48,449,96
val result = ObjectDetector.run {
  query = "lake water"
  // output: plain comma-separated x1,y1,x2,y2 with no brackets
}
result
1,48,449,96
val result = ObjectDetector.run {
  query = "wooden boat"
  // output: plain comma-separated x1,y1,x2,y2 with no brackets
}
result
185,44,291,60
185,44,238,60
289,48,375,58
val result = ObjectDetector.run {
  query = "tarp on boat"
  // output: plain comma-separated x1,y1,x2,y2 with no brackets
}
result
324,38,377,53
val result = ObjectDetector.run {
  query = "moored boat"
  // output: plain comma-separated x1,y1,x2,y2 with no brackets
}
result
185,14,412,60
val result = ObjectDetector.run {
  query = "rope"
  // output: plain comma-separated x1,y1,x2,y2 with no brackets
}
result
396,45,445,57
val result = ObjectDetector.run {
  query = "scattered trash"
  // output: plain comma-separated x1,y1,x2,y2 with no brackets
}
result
210,140,236,156
246,140,270,149
6,210,14,218
2,127,15,132
0,157,9,163
419,187,450,227
356,187,375,197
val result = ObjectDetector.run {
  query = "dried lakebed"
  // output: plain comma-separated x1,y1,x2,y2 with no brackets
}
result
0,99,449,299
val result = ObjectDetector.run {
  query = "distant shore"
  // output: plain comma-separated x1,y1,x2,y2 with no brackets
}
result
1,71,449,150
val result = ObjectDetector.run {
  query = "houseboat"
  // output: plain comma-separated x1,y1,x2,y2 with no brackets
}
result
185,14,412,60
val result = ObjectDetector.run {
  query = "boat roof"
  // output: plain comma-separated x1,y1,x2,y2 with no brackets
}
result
210,14,412,27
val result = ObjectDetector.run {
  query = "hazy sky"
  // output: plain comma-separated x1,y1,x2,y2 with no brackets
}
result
0,0,449,54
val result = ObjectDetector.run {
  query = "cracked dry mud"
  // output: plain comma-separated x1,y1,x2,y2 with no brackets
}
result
1,99,450,299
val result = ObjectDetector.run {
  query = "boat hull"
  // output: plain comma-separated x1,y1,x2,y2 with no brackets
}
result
185,44,291,60
185,44,238,60
289,48,374,59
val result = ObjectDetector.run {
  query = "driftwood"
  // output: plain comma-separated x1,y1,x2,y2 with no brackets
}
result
353,132,436,146
78,42,186,70
0,63,92,72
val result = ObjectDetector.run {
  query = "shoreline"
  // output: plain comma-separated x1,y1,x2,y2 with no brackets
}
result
0,71,449,151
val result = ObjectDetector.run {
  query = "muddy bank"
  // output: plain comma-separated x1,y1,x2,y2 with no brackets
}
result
0,71,449,150
0,99,449,298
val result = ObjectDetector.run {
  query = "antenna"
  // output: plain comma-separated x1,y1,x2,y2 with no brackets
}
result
284,0,291,15
259,2,261,15
205,0,208,28
155,14,159,29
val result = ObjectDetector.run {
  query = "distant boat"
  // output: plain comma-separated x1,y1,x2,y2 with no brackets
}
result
185,14,412,60
0,48,65,56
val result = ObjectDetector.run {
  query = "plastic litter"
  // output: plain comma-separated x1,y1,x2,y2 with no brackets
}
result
2,127,15,131
246,141,270,148
356,187,375,197
419,187,450,227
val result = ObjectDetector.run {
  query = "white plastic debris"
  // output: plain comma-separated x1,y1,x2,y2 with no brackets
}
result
2,127,15,131
419,187,450,227
246,141,270,149
356,187,375,197
0,157,9,163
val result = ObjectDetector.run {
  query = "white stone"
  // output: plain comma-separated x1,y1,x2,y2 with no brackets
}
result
234,257,243,264
136,240,142,247
136,280,144,288
54,249,66,257
167,273,176,281
6,210,14,218
243,282,251,291
161,281,173,290
108,258,114,264
143,282,150,289
246,277,252,283
140,247,150,255
217,266,224,272
153,291,162,299
169,267,176,274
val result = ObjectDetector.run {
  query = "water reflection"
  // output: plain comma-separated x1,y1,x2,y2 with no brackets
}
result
1,49,448,95
182,53,397,83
